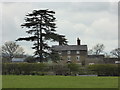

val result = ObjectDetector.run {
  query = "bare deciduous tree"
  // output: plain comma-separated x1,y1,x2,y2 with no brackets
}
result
110,48,120,58
1,41,24,61
88,43,105,55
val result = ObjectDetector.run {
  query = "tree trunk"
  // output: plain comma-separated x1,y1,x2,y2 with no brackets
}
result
39,15,43,62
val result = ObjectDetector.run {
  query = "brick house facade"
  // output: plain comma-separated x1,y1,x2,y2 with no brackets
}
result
51,38,87,65
51,38,118,65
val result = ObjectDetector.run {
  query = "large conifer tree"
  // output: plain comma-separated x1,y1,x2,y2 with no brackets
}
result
17,9,67,62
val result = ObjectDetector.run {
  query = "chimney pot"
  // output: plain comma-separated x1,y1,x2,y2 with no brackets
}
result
59,41,62,45
77,38,81,45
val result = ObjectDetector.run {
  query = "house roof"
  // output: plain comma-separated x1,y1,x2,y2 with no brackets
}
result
51,45,87,51
12,58,25,62
87,55,104,58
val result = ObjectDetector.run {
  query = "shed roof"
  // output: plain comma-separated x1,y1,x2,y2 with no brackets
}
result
12,58,25,62
87,55,104,58
51,45,87,51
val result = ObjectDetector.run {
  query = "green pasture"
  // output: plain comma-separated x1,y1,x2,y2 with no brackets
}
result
2,75,118,88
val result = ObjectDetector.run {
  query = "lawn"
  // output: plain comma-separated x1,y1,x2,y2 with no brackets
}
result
2,75,118,88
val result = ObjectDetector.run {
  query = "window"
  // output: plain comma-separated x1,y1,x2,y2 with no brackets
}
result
76,56,80,61
58,51,62,55
67,51,71,54
76,51,80,54
67,56,71,61
115,61,120,64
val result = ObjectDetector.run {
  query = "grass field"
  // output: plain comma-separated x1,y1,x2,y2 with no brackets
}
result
2,75,118,88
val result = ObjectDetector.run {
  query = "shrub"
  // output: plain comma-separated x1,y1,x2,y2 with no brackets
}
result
51,64,69,75
2,63,47,75
78,66,96,75
67,63,80,76
3,63,119,76
88,64,119,76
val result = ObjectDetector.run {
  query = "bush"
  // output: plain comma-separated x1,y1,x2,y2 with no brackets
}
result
78,67,96,75
46,63,69,75
67,63,80,76
88,64,119,76
2,63,48,75
3,63,119,76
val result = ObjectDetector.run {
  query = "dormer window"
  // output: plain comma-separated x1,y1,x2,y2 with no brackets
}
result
76,51,80,54
67,51,71,54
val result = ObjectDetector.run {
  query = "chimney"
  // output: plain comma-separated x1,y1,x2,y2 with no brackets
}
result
77,38,81,45
59,41,62,45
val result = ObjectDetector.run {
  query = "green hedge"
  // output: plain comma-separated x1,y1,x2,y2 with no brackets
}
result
68,63,80,75
2,63,48,75
2,63,81,76
88,64,119,76
2,63,119,76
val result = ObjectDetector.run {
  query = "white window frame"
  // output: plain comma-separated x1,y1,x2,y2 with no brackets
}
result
67,56,71,61
58,51,62,55
76,51,80,54
76,56,80,61
67,51,71,54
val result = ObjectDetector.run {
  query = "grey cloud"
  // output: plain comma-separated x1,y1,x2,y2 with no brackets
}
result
1,2,118,54
70,2,117,12
23,2,118,14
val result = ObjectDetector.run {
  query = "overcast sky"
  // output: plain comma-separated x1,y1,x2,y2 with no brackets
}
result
1,2,118,55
